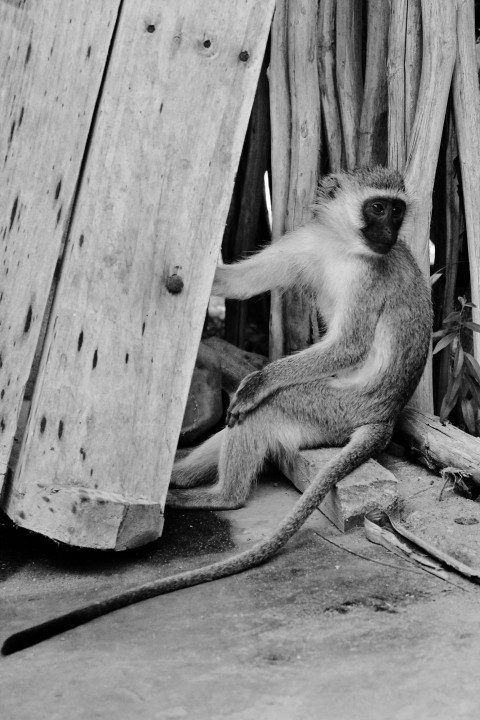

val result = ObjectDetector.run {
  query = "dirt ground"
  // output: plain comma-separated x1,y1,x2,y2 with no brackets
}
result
1,454,480,720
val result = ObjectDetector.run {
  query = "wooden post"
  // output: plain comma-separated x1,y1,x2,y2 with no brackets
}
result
318,0,343,172
388,0,422,171
268,0,290,361
335,0,362,169
404,0,457,412
269,0,322,358
358,0,389,167
1,0,276,549
452,0,480,360
283,0,322,354
0,0,121,491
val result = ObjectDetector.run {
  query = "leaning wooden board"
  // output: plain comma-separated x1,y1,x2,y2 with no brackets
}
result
0,0,121,489
1,0,276,549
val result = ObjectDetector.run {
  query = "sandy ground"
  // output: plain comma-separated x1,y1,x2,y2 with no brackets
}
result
1,454,480,720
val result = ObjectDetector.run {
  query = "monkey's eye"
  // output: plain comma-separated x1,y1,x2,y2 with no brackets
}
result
371,202,385,215
392,204,404,217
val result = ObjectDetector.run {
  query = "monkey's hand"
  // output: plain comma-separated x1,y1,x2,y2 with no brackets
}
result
226,371,266,427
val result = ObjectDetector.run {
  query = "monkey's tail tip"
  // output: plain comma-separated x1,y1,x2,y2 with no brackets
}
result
2,631,35,656
2,621,61,656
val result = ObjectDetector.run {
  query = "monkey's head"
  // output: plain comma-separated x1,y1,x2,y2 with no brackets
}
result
313,167,411,256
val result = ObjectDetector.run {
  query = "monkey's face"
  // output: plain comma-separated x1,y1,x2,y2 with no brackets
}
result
360,197,406,255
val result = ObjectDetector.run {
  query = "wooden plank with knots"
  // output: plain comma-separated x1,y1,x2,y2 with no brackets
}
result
2,0,276,549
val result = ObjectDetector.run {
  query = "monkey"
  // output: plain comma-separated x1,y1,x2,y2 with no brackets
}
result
2,166,432,656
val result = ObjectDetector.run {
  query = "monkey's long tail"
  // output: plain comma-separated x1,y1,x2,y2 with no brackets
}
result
2,422,391,656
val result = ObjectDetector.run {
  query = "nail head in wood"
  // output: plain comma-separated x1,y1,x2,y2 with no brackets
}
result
239,50,249,62
166,274,184,294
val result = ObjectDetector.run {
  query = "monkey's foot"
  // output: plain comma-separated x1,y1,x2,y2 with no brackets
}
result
166,487,245,510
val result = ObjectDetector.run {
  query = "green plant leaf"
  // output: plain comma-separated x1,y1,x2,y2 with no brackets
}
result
453,344,464,377
463,321,480,334
443,311,461,324
465,353,480,385
465,374,480,408
440,373,462,422
461,397,477,434
430,272,443,285
432,332,456,354
432,329,449,340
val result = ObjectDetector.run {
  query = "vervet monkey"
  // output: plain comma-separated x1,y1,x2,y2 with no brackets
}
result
2,167,432,655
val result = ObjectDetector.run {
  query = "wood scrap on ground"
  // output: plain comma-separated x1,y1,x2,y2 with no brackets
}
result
395,406,480,488
278,450,398,532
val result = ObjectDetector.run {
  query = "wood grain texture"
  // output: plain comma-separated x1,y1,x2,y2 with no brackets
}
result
268,0,290,361
404,0,457,412
0,0,121,488
335,0,362,169
404,0,422,150
3,0,276,548
278,448,398,532
396,406,480,487
283,0,322,354
452,0,480,359
388,0,422,171
358,0,389,167
318,0,343,172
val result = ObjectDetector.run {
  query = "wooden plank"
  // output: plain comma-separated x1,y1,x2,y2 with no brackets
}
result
335,0,362,170
278,448,398,532
404,0,457,412
2,0,276,549
387,0,422,170
358,0,389,166
0,0,121,489
283,0,322,355
452,0,480,360
318,0,343,172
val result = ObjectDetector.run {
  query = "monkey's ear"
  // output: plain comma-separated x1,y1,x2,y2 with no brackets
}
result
317,174,341,200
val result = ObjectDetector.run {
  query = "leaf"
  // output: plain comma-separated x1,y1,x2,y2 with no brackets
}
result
453,344,464,378
465,374,480,408
458,296,466,308
432,329,449,340
432,332,456,355
461,397,477,434
464,302,477,309
443,311,461,324
430,271,443,286
463,321,480,334
440,373,462,422
465,353,480,385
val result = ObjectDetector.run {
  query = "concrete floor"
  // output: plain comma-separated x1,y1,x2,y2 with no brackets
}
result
1,457,480,720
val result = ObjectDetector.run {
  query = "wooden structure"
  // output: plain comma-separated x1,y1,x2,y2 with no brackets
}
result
1,1,480,550
0,0,275,549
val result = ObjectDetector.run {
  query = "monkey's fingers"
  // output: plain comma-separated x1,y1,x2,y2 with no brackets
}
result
226,410,245,428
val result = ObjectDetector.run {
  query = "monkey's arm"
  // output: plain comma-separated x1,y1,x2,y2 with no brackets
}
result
212,228,311,299
227,324,374,426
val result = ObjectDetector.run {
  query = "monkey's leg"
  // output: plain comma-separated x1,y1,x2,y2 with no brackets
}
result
167,400,317,510
169,430,224,488
167,413,273,509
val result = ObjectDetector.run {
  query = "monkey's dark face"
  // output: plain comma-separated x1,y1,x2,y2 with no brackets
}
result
360,197,406,254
